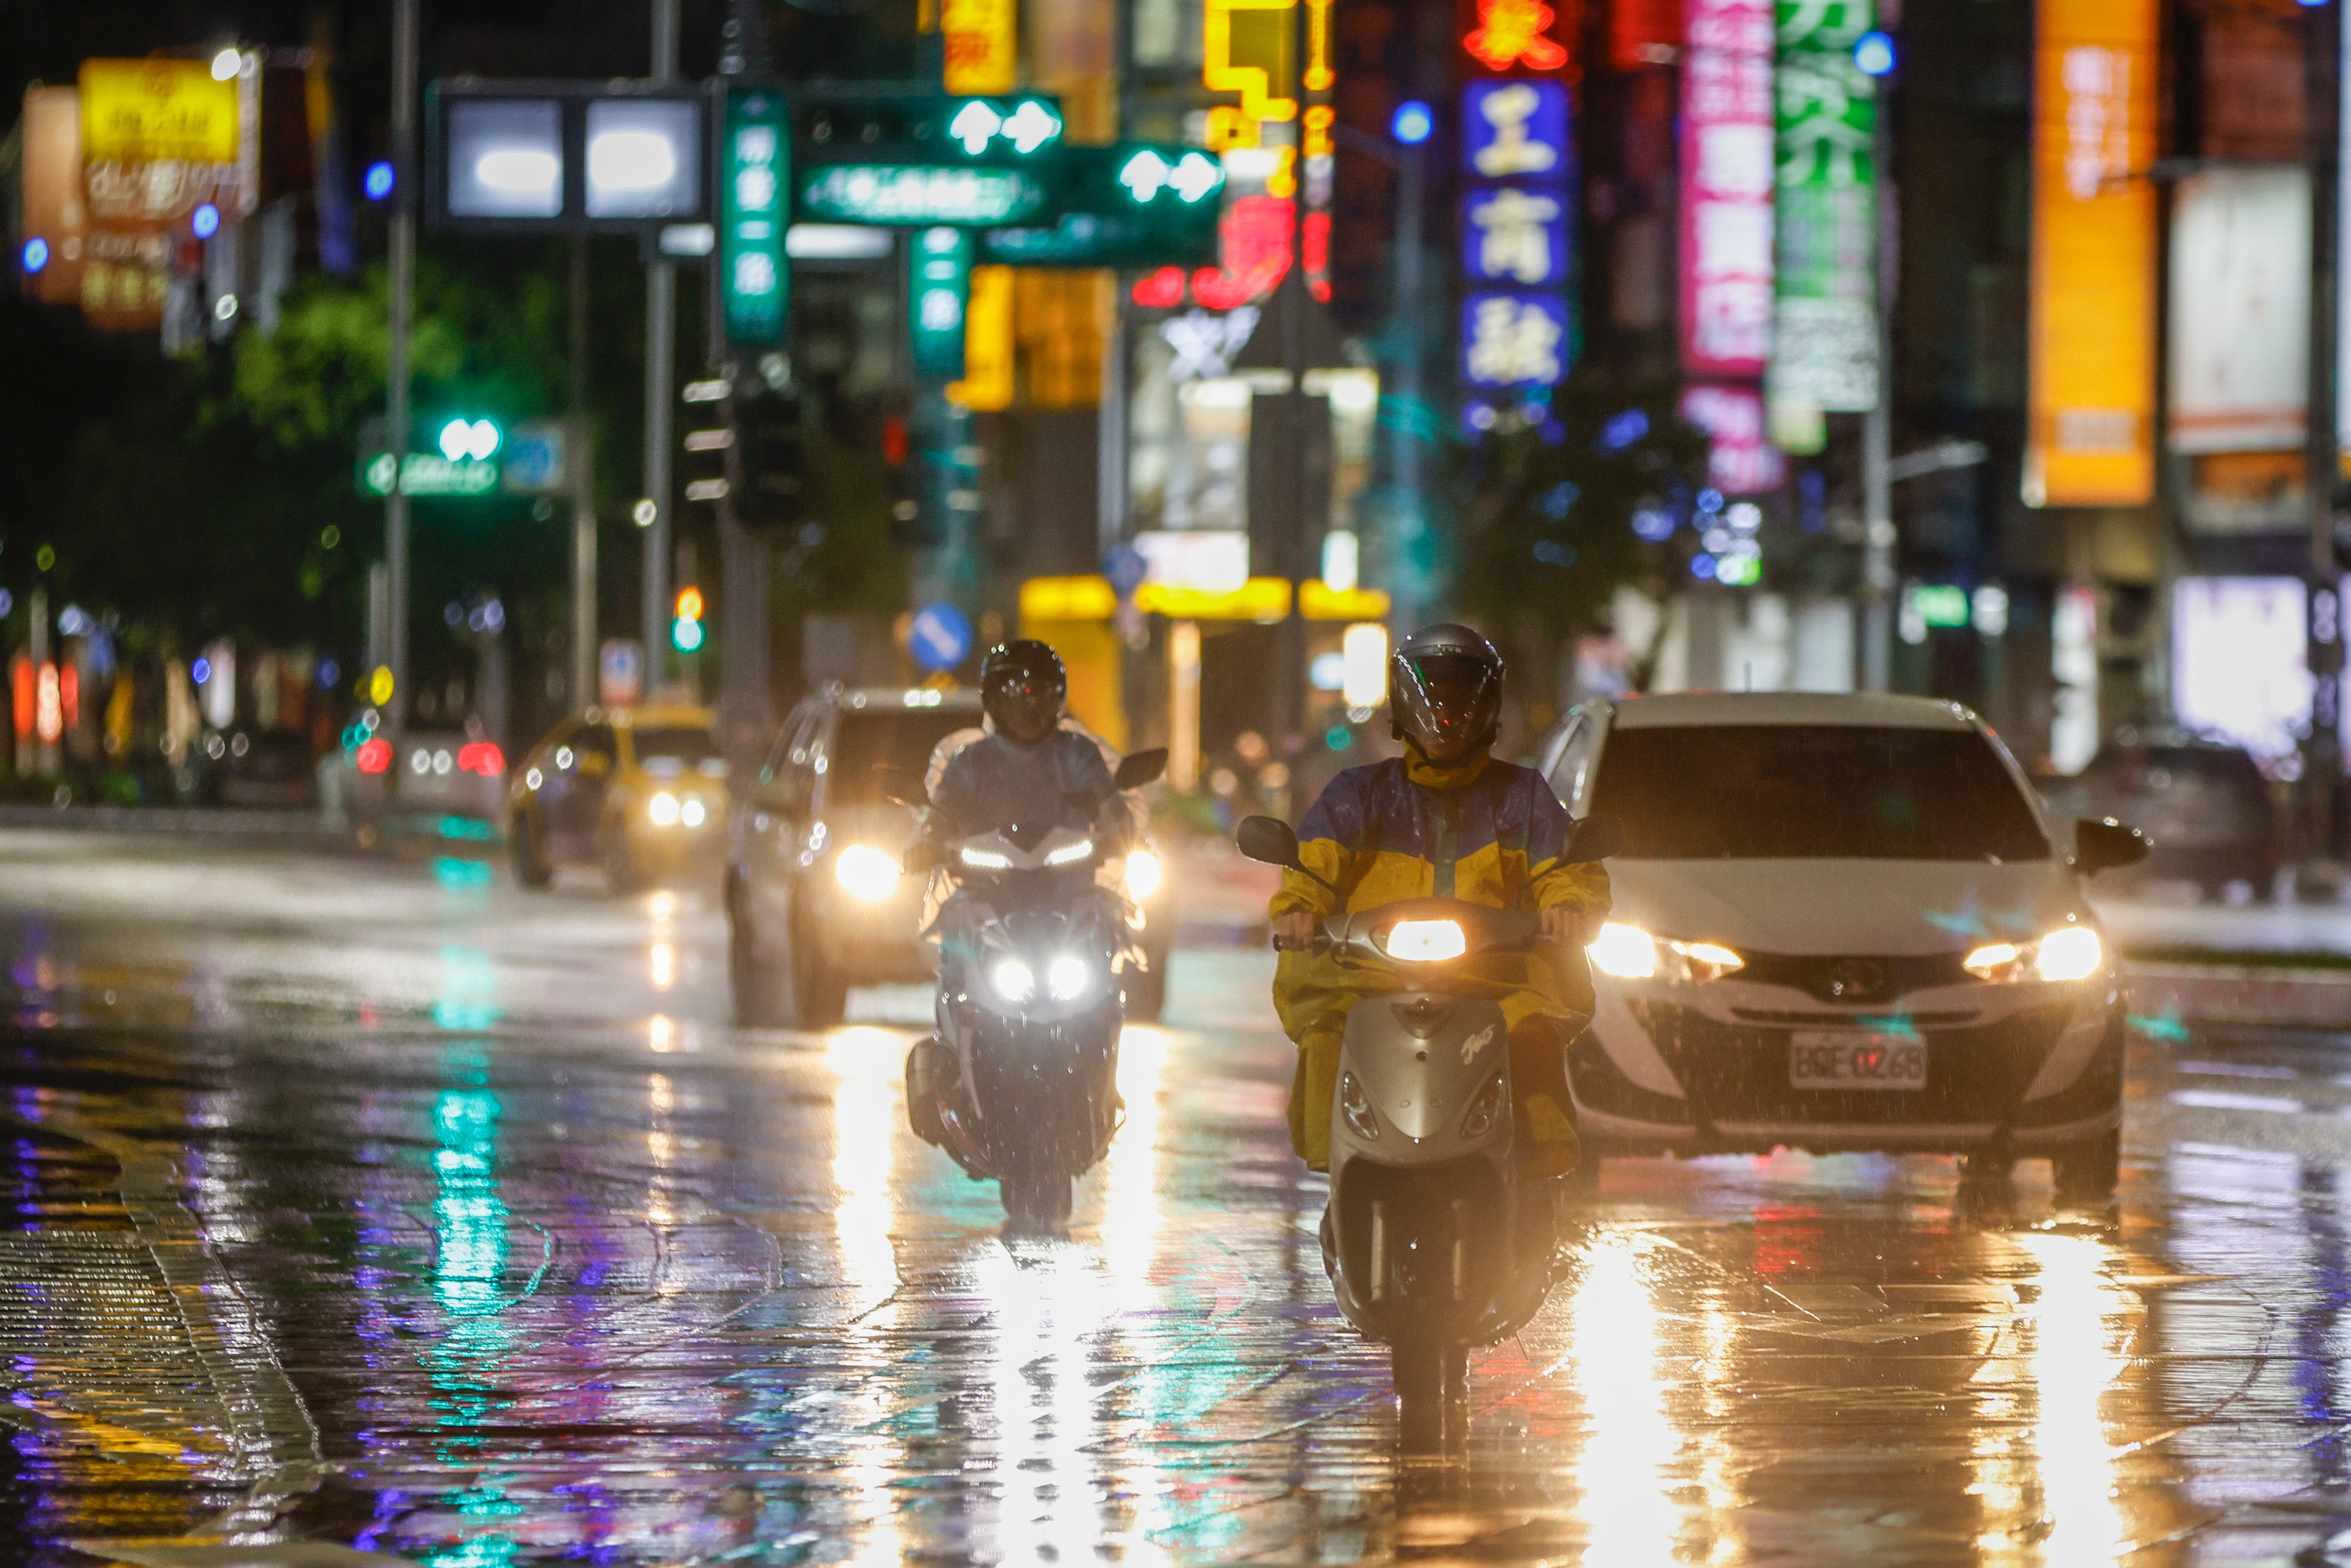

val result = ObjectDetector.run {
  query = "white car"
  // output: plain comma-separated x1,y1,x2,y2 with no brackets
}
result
1537,692,2146,1198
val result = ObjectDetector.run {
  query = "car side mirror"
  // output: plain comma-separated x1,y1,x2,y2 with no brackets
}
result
1236,814,1304,870
2075,816,2150,875
1566,813,1626,862
1114,747,1169,792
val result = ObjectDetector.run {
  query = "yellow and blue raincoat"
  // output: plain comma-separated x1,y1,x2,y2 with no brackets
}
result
1269,746,1611,1170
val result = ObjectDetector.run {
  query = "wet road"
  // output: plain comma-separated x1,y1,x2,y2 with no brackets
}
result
5,830,2351,1564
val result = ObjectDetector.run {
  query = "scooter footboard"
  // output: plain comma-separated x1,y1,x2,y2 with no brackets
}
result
1329,1157,1512,1343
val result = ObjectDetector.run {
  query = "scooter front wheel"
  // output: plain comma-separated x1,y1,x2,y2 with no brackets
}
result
1391,1330,1470,1452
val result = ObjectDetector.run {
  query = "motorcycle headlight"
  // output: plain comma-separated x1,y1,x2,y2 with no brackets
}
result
1123,849,1165,901
1339,1070,1381,1141
961,846,1014,870
1047,954,1091,1000
1044,838,1096,867
991,959,1036,1002
1383,918,1466,963
1585,923,1743,983
648,791,680,826
833,843,902,904
1964,924,2103,984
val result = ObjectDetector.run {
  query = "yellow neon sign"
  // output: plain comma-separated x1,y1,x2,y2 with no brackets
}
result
1204,0,1298,149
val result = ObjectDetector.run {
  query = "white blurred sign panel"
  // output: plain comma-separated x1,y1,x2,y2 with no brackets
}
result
2169,168,2310,455
2172,576,2310,761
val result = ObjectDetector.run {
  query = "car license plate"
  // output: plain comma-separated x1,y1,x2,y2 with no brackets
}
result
1790,1031,1926,1090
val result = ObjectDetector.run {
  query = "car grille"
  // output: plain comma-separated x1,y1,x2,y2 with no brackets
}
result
1735,949,1975,1004
1630,999,2073,1125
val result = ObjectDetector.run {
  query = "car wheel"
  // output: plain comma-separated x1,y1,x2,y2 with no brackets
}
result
787,899,848,1028
603,826,650,895
730,888,792,1028
512,811,554,890
2053,1129,2120,1203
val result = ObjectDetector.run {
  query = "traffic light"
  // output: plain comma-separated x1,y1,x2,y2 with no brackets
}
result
733,383,809,533
671,586,706,653
680,378,734,507
883,414,932,547
436,417,502,461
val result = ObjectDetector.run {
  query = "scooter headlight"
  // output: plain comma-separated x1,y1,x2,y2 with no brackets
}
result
1963,924,2103,984
991,959,1036,1002
833,843,902,904
648,791,680,827
1123,849,1164,901
1338,1070,1381,1141
1047,954,1091,1000
1382,918,1466,963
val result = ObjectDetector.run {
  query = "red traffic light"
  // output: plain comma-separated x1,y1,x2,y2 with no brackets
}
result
882,415,909,467
356,736,394,775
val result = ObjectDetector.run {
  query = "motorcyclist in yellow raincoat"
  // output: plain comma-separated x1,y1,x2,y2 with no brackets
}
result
1270,624,1611,1176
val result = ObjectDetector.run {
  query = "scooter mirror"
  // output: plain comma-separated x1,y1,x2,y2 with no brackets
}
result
1113,747,1169,792
1566,812,1627,862
1236,815,1304,870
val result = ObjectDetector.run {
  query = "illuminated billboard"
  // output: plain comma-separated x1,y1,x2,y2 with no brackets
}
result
2169,167,2309,456
2172,577,2311,763
2024,0,2157,507
1679,0,1773,379
1771,0,1877,415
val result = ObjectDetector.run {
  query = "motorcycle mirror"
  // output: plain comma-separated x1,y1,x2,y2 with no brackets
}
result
1566,813,1627,862
2075,815,2151,875
875,763,930,809
1113,747,1169,792
1235,815,1304,871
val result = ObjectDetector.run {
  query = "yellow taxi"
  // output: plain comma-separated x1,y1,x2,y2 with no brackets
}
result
507,705,729,892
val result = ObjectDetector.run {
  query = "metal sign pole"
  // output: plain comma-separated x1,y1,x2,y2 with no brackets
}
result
642,0,682,700
386,0,418,735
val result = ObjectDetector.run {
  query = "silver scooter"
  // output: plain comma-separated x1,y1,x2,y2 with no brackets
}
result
1237,811,1622,1449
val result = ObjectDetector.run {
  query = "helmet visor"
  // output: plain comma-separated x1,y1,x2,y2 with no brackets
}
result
985,675,1062,741
1392,651,1499,760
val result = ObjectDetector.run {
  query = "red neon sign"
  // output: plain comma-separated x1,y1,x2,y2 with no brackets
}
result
1463,0,1568,71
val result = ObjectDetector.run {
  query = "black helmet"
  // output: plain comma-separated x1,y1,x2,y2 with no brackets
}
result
979,639,1067,744
1389,624,1505,762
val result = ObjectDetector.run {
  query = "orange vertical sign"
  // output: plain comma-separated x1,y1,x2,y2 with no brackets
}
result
2024,0,2158,507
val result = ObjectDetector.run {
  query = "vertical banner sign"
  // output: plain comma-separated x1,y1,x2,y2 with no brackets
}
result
2168,168,2310,455
2025,0,2157,507
17,87,85,307
911,226,975,377
1680,0,1774,377
1772,0,1877,414
943,0,1019,94
721,89,788,347
78,59,243,331
949,264,1017,410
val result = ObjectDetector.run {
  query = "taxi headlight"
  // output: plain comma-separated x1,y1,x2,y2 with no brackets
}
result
833,843,902,904
680,797,707,829
1123,849,1165,901
648,791,680,826
1965,925,2103,984
1383,918,1466,962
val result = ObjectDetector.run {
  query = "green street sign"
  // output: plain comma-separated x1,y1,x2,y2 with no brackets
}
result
357,452,501,498
978,144,1224,268
796,93,1066,171
797,165,1051,225
723,88,789,347
910,226,973,379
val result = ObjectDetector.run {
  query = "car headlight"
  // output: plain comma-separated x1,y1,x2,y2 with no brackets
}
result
1963,924,2104,984
1123,849,1165,901
834,843,902,904
680,797,707,828
1047,954,1091,1000
1585,923,1744,982
1044,838,1096,867
992,958,1036,1002
961,846,1014,870
648,791,680,826
1383,918,1466,962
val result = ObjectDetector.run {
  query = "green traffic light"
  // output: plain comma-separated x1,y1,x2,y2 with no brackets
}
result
672,617,705,653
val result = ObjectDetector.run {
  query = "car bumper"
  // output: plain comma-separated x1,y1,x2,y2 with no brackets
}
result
1569,973,2125,1157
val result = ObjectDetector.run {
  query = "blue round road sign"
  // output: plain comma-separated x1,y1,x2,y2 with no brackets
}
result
909,603,975,673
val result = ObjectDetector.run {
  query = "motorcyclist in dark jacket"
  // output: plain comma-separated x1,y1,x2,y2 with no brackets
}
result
923,640,1120,846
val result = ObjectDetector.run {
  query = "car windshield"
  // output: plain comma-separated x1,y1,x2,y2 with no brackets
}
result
1589,723,2050,861
825,710,978,805
634,727,723,775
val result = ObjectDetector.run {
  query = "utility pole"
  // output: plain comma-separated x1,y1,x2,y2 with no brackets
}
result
1390,122,1425,638
1858,66,1895,694
2304,0,2343,895
1274,0,1312,750
386,0,419,734
570,237,598,711
642,0,681,700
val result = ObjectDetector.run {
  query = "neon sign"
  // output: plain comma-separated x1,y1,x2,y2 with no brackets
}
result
1463,0,1568,72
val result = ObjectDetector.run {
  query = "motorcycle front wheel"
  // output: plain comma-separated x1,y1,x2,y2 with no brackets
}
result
1000,1168,1073,1236
1390,1329,1470,1452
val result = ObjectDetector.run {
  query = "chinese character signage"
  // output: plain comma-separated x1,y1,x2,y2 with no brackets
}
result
1681,383,1785,494
1772,0,1877,415
943,0,1018,94
911,226,975,379
2024,0,2157,507
1680,0,1773,377
1457,77,1575,406
722,89,787,347
1461,0,1572,73
79,57,253,332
